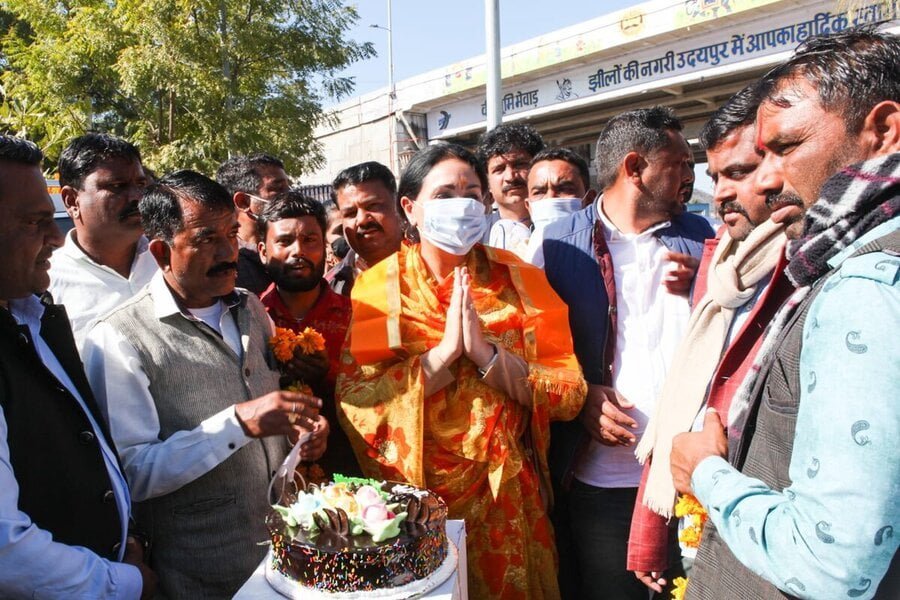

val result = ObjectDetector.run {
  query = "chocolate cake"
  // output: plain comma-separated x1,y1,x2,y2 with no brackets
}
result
266,477,454,598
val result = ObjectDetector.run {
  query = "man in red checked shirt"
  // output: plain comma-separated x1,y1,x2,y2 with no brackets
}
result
257,191,361,477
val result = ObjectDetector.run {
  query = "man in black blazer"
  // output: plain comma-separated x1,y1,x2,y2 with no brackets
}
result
0,135,155,598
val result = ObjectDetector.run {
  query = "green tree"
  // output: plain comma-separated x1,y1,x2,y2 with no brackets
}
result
1,2,125,163
1,0,373,174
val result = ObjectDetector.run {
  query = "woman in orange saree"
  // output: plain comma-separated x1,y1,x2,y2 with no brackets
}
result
337,143,586,599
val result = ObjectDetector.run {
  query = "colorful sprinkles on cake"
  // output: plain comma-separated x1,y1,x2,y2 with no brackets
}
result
267,478,449,593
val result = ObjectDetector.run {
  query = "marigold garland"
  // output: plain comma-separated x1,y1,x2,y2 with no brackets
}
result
269,326,328,480
674,493,708,549
269,326,326,363
671,576,688,600
297,327,326,355
286,382,314,396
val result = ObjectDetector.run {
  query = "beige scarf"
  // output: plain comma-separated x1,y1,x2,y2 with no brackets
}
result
635,219,785,517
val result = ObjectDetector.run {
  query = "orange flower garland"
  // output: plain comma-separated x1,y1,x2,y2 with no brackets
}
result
269,326,328,484
296,327,326,355
674,493,708,549
270,326,325,363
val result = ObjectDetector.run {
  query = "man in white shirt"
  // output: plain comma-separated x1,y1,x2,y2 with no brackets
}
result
540,108,713,599
477,123,545,259
0,135,155,599
83,170,326,598
49,133,156,351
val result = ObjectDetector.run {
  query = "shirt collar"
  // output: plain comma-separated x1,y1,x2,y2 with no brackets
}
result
60,229,150,264
8,293,45,326
352,252,369,276
595,196,671,241
260,280,328,323
59,228,84,259
259,282,291,321
149,270,243,321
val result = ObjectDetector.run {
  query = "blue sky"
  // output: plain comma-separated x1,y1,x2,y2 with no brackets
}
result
334,0,644,100
332,0,718,196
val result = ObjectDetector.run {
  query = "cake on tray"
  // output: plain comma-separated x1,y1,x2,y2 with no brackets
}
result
266,475,456,599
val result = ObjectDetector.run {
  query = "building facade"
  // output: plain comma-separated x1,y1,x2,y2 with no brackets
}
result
306,0,899,184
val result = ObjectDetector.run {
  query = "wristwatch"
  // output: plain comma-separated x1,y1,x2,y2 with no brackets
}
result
477,345,499,378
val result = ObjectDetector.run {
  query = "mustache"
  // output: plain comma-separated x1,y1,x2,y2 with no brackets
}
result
207,261,238,276
501,180,526,193
284,257,315,270
357,221,383,235
118,203,141,221
718,199,749,220
765,191,804,210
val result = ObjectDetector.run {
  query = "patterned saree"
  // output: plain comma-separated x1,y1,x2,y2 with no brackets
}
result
337,244,585,599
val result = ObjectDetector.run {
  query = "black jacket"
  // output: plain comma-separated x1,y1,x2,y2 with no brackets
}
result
0,295,123,559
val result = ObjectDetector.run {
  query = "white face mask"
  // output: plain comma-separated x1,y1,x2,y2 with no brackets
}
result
529,198,583,230
418,197,487,255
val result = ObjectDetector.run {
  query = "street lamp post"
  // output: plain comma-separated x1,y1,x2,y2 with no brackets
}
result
370,0,396,172
485,0,501,130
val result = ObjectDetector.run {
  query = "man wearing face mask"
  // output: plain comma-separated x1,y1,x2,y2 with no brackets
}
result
49,133,156,351
540,107,713,600
524,147,597,266
339,143,586,599
216,154,292,295
322,196,348,270
257,191,357,477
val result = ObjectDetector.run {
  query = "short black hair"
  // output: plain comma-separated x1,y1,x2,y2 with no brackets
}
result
397,143,488,202
595,106,683,191
331,161,396,196
530,147,591,191
699,85,761,151
0,136,43,165
215,153,286,197
759,28,900,133
476,123,545,166
58,133,142,189
140,170,233,243
257,191,327,240
0,136,43,204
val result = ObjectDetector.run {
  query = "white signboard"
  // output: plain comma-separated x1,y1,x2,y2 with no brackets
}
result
426,1,897,136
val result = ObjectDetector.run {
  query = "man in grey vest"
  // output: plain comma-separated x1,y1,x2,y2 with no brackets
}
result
84,170,326,598
670,29,900,600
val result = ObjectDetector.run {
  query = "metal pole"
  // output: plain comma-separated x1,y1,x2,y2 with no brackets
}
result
485,0,502,130
387,0,395,173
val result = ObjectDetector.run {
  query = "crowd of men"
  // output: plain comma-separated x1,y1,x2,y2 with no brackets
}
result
0,27,896,600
